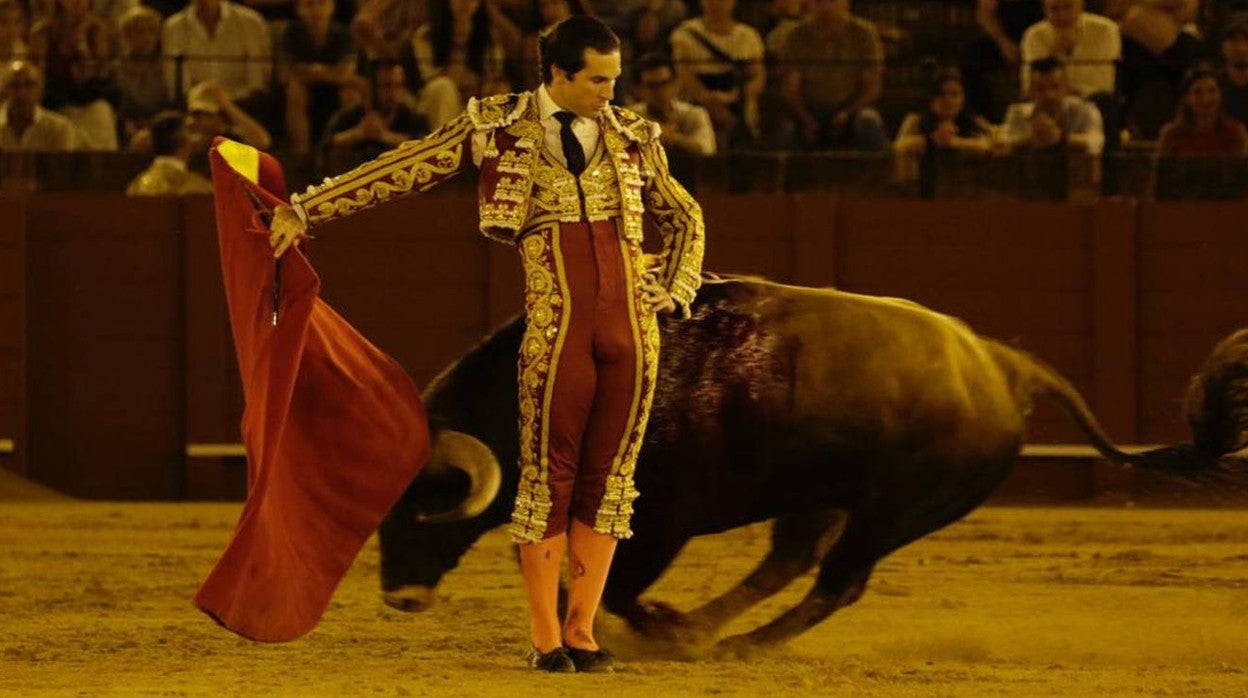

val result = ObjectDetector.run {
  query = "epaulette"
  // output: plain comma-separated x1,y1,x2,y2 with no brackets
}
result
604,105,660,144
467,92,530,130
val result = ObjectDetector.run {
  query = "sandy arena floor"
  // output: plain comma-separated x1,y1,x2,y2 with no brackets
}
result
2,500,1247,697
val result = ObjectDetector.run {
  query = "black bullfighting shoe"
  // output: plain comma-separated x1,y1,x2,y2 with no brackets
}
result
527,646,576,673
564,646,615,673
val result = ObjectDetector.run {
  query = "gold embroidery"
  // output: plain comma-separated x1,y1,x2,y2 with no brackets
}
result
478,106,543,240
467,92,530,130
509,226,571,544
641,139,704,315
295,115,473,226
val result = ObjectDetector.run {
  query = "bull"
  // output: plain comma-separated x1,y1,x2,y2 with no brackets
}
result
378,274,1238,655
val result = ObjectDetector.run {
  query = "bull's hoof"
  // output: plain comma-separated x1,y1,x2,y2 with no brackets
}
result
626,601,711,644
381,586,435,613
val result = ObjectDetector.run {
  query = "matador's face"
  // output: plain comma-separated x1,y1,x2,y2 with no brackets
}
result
550,48,621,118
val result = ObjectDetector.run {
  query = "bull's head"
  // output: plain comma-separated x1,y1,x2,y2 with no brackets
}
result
377,320,526,612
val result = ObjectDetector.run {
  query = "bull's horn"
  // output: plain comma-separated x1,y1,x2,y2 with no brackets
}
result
414,430,502,523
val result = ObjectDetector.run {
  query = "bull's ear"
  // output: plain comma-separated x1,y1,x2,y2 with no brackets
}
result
413,431,501,523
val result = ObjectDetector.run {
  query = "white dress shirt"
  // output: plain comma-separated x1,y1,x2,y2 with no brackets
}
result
0,105,80,151
162,0,271,101
471,84,601,169
1021,13,1121,97
1000,96,1105,155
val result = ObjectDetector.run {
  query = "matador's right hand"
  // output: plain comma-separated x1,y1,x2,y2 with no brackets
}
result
269,205,307,259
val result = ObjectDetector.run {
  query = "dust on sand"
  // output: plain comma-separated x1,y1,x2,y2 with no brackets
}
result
2,497,1247,697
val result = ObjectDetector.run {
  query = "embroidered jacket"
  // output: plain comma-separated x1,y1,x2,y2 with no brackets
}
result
289,91,704,312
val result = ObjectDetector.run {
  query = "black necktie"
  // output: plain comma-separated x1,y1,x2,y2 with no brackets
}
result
554,111,586,176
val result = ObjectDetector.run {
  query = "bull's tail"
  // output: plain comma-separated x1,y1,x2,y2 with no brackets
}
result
987,341,1248,488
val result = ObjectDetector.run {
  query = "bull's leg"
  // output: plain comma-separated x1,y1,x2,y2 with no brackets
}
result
601,531,688,638
713,540,877,658
678,509,848,639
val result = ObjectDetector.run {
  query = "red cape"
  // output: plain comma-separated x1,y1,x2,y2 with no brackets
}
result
194,138,429,642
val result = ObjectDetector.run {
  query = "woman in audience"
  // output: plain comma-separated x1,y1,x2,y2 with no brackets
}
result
1157,65,1248,156
411,0,520,128
114,5,166,146
894,69,994,195
28,0,118,149
895,69,994,157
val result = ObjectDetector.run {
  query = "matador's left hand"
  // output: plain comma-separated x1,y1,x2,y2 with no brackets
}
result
641,272,676,315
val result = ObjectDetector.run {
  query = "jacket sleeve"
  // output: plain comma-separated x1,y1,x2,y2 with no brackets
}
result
290,113,475,227
641,138,704,318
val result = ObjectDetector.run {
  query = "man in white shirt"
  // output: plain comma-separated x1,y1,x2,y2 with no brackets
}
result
1021,0,1120,98
628,52,716,156
1001,57,1104,155
0,62,79,151
162,0,271,104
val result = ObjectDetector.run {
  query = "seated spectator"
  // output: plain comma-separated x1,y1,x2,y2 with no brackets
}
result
628,52,715,156
1157,65,1248,156
961,0,1045,121
0,60,80,150
126,110,213,194
617,0,686,99
0,0,28,61
1001,57,1104,154
29,0,118,150
769,0,886,152
116,6,168,145
1105,0,1202,139
411,0,517,130
321,61,426,162
183,79,271,152
1222,17,1248,127
1021,0,1119,157
279,0,356,153
351,2,422,99
894,69,994,197
895,69,993,157
162,0,271,107
670,0,764,148
1021,0,1119,99
517,0,590,90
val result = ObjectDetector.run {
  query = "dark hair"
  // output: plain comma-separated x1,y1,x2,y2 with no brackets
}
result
429,0,492,79
149,110,187,156
539,15,620,84
918,68,982,142
1028,57,1065,77
1173,63,1225,131
636,51,674,76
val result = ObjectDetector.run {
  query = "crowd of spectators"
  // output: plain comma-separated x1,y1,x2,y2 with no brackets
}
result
0,0,1240,198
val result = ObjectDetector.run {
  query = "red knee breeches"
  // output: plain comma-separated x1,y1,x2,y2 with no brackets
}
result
509,220,660,544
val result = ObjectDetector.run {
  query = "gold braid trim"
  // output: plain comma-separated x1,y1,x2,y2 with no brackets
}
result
603,104,661,144
592,238,659,539
467,92,531,130
291,114,475,226
509,226,571,544
642,139,704,317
